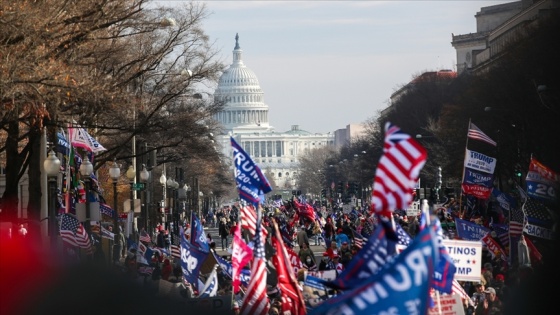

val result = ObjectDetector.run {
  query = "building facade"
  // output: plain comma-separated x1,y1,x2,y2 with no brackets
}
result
213,34,335,192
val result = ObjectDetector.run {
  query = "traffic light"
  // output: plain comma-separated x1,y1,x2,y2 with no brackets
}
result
321,189,327,197
337,181,343,194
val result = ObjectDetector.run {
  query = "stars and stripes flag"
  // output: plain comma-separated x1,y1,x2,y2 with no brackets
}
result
522,197,554,228
452,280,474,306
241,204,268,238
60,213,92,254
370,122,427,222
467,122,497,146
271,221,306,315
509,205,525,237
170,244,181,259
350,228,367,249
240,205,270,315
139,230,152,244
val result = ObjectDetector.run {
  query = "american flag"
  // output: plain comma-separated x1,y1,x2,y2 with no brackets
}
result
138,266,154,276
170,244,181,259
371,122,427,220
240,206,270,315
60,213,80,247
467,122,497,146
523,198,554,227
241,205,268,238
509,205,525,237
139,230,152,244
452,280,474,306
351,229,367,249
75,223,93,255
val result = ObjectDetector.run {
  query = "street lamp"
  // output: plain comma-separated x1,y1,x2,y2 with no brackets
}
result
126,165,136,239
79,155,94,235
140,164,150,231
109,160,120,242
44,150,60,250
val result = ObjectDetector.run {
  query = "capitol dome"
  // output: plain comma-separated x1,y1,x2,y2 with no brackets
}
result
213,34,272,132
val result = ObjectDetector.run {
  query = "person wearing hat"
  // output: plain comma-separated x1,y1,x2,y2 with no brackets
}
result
219,218,229,250
319,252,334,271
335,227,350,249
471,282,486,307
339,241,352,267
332,254,344,274
475,287,502,315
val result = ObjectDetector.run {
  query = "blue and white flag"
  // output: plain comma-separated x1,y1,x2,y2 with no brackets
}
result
180,227,209,291
56,131,71,155
454,217,490,241
322,223,396,290
198,265,219,298
214,251,251,287
191,212,210,253
231,137,272,206
309,225,439,315
432,217,457,294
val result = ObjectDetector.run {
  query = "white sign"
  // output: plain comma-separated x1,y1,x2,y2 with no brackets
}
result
442,239,482,282
406,201,420,216
464,149,496,174
428,294,465,315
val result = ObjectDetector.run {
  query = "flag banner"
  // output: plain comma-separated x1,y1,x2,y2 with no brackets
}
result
463,149,497,174
522,197,555,229
461,183,493,199
101,226,114,240
302,276,331,310
138,242,147,256
370,122,427,220
56,131,71,156
481,233,507,261
60,213,80,247
272,222,307,315
452,279,474,306
240,205,268,237
232,223,253,294
351,228,368,249
213,251,251,287
231,137,272,206
75,223,93,255
441,239,482,282
99,203,115,218
139,230,151,244
138,266,154,276
454,217,490,241
524,235,543,264
198,265,219,298
463,168,495,188
467,122,497,146
180,227,209,291
492,188,517,212
240,205,269,315
492,223,510,248
292,199,316,222
322,224,395,291
309,225,439,315
170,244,181,259
525,157,559,204
68,120,107,153
190,213,210,253
428,294,464,315
432,218,457,293
285,244,304,274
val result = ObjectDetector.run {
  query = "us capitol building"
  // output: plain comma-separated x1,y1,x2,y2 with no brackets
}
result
213,34,335,192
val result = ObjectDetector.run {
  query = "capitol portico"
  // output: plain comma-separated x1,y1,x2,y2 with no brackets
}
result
213,34,335,193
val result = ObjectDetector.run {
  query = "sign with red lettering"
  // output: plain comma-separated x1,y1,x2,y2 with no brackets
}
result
428,294,465,315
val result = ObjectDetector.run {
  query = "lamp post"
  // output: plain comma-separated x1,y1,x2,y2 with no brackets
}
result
166,177,175,232
79,155,94,235
198,191,204,220
140,164,150,232
109,159,121,238
159,173,167,228
126,165,136,239
44,150,61,250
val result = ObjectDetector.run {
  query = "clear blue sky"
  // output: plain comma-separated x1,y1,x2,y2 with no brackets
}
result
158,1,511,133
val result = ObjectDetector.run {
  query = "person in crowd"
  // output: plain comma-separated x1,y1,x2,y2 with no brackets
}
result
339,241,352,267
475,287,503,315
156,229,166,248
482,262,494,287
319,252,333,271
302,254,318,271
207,232,213,244
113,226,126,264
332,255,344,274
298,242,314,264
161,258,173,281
296,224,309,248
463,297,475,315
490,274,508,301
335,228,350,248
323,217,336,248
219,218,229,250
124,248,138,279
18,224,28,238
312,220,322,246
325,240,339,259
472,282,486,307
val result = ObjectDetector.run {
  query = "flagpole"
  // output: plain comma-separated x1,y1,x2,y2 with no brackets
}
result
422,200,443,315
459,119,471,219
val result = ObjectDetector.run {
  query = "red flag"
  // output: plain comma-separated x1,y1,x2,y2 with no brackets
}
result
285,245,304,274
240,205,269,315
232,223,253,293
76,224,93,255
370,122,427,220
292,199,315,222
524,236,542,264
272,222,306,315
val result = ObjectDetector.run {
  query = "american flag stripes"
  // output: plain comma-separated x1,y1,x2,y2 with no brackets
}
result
139,230,151,244
371,122,427,219
351,229,367,249
452,280,474,306
509,205,525,237
170,244,181,259
60,213,93,254
241,205,268,237
467,122,497,146
240,206,270,315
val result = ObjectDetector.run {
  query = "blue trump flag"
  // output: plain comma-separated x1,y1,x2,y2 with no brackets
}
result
180,227,209,291
231,137,272,206
321,223,397,290
432,217,457,294
309,225,439,315
213,251,251,287
190,212,210,253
